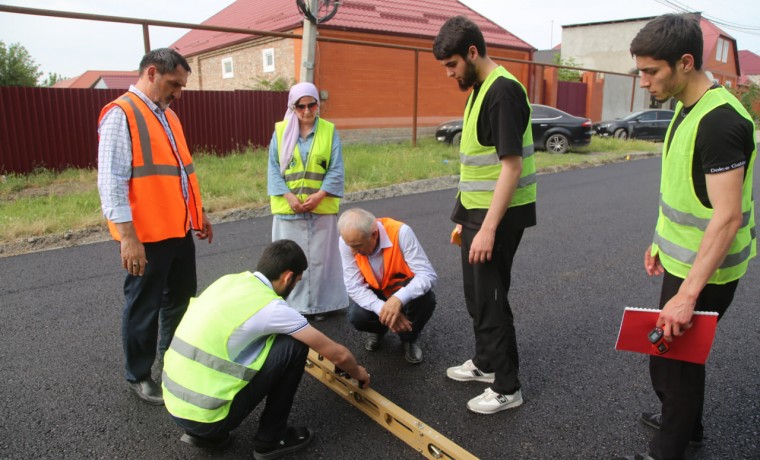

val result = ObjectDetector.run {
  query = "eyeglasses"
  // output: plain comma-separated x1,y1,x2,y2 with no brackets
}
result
294,101,318,111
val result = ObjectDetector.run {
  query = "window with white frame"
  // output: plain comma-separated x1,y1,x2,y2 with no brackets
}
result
222,57,234,79
263,49,275,73
715,38,730,63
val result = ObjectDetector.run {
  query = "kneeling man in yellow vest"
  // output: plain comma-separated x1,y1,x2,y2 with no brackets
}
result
338,208,438,364
162,240,370,458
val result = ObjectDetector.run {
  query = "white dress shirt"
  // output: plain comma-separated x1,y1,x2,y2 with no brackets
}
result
340,221,437,315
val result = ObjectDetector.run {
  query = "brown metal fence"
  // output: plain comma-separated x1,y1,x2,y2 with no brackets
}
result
0,87,288,174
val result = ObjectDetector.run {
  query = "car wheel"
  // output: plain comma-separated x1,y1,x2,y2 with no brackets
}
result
452,132,462,147
545,133,568,154
614,129,628,140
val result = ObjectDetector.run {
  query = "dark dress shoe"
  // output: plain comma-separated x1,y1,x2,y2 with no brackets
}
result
128,378,164,405
180,432,234,450
404,340,423,364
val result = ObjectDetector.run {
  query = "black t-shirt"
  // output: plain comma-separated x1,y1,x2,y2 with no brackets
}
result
452,75,537,231
666,87,754,208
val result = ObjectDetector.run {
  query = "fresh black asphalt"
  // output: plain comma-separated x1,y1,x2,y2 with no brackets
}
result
1,157,758,459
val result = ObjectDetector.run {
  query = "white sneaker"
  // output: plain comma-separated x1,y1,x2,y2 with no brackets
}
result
446,359,495,383
467,388,523,414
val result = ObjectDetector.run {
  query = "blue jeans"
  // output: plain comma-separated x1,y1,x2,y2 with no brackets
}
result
347,290,436,343
122,232,196,382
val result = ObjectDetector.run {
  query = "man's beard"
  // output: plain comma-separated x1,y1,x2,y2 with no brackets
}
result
281,277,298,300
459,60,478,90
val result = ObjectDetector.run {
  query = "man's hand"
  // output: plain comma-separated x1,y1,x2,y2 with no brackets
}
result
120,234,146,276
284,192,307,213
355,365,371,389
657,291,696,341
469,227,495,264
195,213,214,243
378,296,403,327
302,190,327,212
644,245,664,276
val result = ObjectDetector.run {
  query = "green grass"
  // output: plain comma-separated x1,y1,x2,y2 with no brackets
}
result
0,136,659,242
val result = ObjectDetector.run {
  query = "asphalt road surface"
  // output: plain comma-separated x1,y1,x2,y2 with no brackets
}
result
1,157,758,459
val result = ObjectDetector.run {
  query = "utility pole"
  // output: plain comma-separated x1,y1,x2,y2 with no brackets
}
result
300,0,318,83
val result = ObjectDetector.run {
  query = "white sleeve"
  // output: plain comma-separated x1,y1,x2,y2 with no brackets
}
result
391,225,437,306
339,237,385,315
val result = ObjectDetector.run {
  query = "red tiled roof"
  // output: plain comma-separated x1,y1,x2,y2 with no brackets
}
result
738,50,760,85
52,70,138,88
171,0,533,57
96,74,138,89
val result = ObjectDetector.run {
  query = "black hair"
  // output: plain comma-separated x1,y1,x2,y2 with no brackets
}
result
138,48,191,76
630,14,704,70
256,240,308,281
433,16,487,60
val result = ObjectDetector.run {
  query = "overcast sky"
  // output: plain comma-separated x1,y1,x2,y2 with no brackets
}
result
1,0,758,79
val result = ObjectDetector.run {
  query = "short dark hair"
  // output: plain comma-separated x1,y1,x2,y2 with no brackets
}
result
138,48,191,76
433,16,486,60
630,14,703,70
256,240,308,281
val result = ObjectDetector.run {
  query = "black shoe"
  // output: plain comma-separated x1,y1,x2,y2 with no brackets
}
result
128,378,164,405
403,340,423,364
254,426,313,460
365,332,384,352
180,432,233,450
639,412,704,448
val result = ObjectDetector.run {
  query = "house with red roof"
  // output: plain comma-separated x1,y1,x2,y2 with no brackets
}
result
52,70,138,89
738,50,760,86
170,0,534,132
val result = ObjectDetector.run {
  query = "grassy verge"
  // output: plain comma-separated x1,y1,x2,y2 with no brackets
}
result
0,136,660,243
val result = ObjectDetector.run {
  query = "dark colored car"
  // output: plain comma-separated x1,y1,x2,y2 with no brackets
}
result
435,104,593,154
593,109,675,141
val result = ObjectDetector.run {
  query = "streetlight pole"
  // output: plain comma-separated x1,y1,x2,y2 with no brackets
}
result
299,0,318,83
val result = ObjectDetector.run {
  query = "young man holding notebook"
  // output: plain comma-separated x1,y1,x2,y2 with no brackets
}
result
616,13,756,460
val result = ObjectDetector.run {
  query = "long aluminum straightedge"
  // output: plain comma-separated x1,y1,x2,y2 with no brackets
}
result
305,349,478,460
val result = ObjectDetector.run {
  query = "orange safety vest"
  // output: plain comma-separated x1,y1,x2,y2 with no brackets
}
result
354,218,415,299
99,92,204,243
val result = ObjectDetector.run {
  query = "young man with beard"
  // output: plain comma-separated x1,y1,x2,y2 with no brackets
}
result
162,240,370,458
433,16,537,414
616,14,756,460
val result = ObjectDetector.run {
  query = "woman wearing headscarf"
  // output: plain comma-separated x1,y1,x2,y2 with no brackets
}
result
267,82,348,318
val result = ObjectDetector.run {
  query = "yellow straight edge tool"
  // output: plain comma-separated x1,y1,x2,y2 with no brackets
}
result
305,348,479,460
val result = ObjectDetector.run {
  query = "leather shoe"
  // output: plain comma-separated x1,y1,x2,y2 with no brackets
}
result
128,378,164,405
180,432,233,450
404,340,423,364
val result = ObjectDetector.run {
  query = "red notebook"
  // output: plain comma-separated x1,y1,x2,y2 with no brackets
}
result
615,307,718,364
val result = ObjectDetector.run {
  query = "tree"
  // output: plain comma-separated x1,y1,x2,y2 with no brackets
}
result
552,53,583,82
41,72,67,87
247,76,295,91
0,41,42,87
729,83,760,122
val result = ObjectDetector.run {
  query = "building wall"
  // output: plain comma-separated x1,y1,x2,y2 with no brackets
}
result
562,20,648,74
186,38,296,91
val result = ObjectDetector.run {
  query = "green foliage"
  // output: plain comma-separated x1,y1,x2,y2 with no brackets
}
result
729,83,760,122
41,72,67,87
248,76,295,91
0,41,42,87
553,53,583,82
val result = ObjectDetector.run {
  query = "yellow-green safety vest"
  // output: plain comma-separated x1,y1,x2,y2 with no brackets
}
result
459,66,536,209
652,86,756,283
270,118,340,215
162,272,278,423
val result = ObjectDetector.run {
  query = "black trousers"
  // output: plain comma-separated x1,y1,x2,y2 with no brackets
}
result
347,290,436,343
122,232,196,382
648,271,738,460
461,225,524,395
171,335,308,448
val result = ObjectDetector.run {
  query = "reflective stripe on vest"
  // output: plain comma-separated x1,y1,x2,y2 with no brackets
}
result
99,92,204,243
652,86,756,283
354,218,415,299
270,118,340,214
162,272,278,423
459,66,536,210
